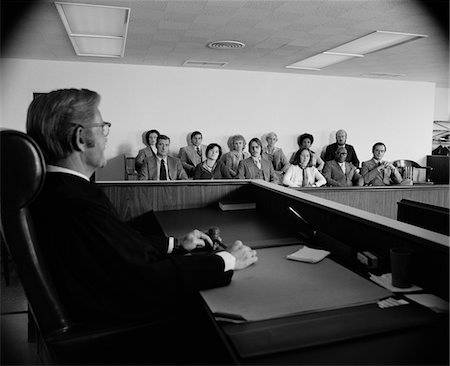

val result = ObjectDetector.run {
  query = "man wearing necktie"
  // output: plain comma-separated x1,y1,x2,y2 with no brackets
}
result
236,137,278,183
322,146,363,186
179,131,206,177
361,142,412,186
138,135,188,180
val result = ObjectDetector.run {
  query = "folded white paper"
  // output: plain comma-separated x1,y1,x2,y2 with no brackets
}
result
286,245,330,264
369,273,422,292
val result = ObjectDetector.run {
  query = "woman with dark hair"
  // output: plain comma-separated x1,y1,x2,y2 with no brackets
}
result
290,133,324,171
283,147,326,187
194,143,232,179
135,129,160,173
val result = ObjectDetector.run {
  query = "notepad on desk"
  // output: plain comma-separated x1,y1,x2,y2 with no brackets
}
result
286,245,330,263
218,201,256,211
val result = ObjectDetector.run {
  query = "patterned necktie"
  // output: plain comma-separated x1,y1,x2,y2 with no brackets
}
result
160,159,167,180
302,168,308,187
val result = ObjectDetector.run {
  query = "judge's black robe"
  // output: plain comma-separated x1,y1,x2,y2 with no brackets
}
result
30,172,233,323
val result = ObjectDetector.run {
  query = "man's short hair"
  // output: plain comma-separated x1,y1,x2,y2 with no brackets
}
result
190,131,202,140
157,135,170,144
335,146,347,157
372,142,386,152
297,133,314,147
26,88,100,164
205,143,223,160
248,137,262,149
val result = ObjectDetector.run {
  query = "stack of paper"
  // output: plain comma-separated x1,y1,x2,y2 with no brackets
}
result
286,245,330,264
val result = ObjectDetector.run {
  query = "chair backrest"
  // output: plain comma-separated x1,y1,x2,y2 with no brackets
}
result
392,159,430,182
0,130,71,336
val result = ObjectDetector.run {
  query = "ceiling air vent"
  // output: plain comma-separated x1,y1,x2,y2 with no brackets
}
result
183,60,228,67
361,72,405,78
207,40,245,50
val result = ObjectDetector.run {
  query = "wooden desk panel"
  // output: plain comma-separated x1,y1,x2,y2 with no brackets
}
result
296,185,449,220
98,180,251,221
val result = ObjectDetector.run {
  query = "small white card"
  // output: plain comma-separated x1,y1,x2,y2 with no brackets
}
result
286,245,330,264
369,273,422,292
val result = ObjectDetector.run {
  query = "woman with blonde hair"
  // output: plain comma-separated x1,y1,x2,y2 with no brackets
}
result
222,134,250,177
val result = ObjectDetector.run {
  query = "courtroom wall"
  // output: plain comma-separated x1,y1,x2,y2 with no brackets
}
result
1,58,435,170
434,87,450,121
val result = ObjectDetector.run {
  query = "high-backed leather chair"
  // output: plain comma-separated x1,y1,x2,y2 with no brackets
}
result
393,159,433,183
0,130,236,364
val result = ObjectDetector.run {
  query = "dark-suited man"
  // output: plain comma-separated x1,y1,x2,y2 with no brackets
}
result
138,135,188,180
237,137,278,183
26,89,258,361
323,146,363,187
179,131,206,177
361,142,412,186
324,129,360,167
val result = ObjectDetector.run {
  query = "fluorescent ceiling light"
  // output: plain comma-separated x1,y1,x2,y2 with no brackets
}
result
55,2,130,58
286,30,427,71
330,31,428,55
286,53,362,71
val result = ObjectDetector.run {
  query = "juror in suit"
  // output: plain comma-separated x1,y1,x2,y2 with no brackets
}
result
360,142,412,186
322,147,363,187
323,129,360,167
138,134,187,180
237,137,278,183
179,131,207,177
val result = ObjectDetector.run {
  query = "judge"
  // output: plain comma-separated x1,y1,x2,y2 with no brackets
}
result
26,88,258,326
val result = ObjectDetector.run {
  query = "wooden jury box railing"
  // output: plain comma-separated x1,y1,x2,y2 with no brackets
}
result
97,180,449,221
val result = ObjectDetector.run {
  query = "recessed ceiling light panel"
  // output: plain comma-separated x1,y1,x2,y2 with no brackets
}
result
286,30,427,71
183,60,228,67
55,2,130,58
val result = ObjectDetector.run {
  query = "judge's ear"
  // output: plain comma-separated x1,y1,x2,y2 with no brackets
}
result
72,126,85,151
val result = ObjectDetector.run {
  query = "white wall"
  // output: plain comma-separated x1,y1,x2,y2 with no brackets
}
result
1,58,435,173
434,87,450,121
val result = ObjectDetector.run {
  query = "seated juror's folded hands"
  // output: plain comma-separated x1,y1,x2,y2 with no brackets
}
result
227,240,258,270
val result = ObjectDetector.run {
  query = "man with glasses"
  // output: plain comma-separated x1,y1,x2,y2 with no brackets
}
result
26,89,257,360
322,146,363,187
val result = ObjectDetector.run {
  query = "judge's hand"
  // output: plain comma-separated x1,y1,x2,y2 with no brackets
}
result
227,241,258,270
178,230,213,251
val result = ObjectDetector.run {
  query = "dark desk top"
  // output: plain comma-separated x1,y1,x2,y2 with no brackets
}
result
154,206,448,363
155,206,302,248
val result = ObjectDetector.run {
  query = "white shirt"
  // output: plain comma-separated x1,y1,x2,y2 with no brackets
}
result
282,165,326,187
251,156,262,169
338,162,346,173
47,165,236,271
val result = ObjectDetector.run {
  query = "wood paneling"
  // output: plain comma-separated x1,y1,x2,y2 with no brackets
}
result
98,180,251,221
297,185,449,220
